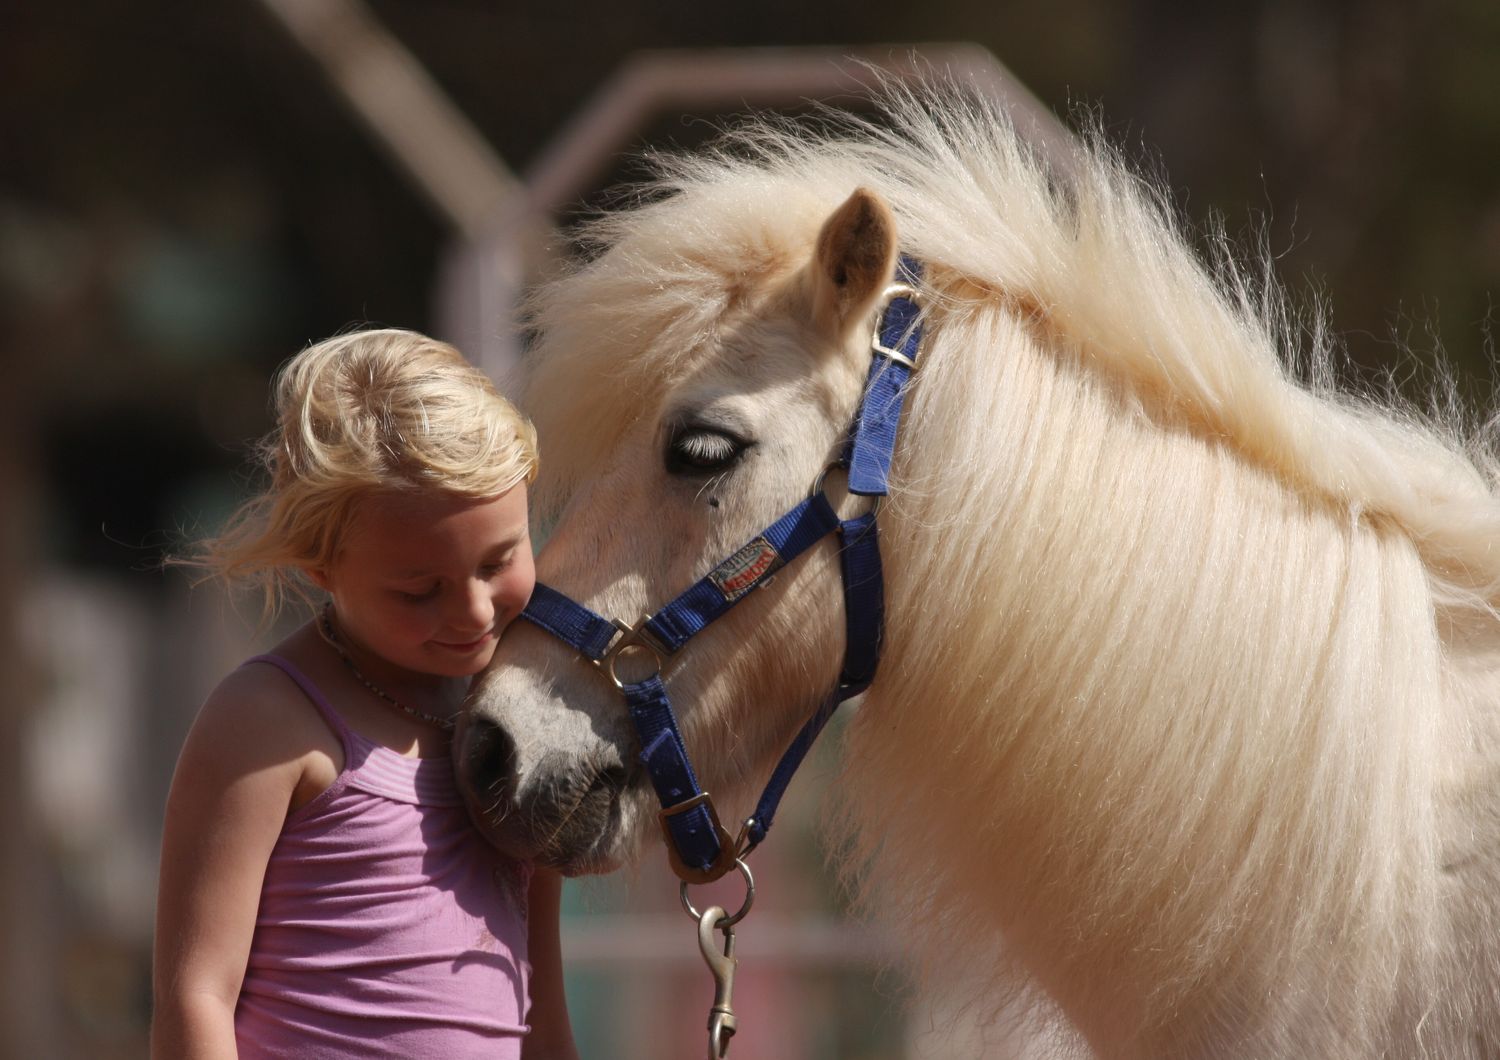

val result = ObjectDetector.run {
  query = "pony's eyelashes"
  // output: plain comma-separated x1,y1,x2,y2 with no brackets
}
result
664,421,753,477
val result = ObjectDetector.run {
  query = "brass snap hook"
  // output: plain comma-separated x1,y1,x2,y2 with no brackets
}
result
697,904,739,1058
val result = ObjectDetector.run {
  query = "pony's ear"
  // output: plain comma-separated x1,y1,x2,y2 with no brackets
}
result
811,187,898,338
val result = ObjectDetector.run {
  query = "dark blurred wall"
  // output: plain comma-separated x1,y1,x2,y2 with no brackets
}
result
5,0,1497,584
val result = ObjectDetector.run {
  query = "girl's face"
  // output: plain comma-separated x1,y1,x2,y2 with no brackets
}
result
313,485,534,680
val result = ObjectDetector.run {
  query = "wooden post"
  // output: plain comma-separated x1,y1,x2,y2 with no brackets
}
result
0,341,58,1058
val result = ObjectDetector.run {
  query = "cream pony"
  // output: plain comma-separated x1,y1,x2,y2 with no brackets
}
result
460,86,1500,1058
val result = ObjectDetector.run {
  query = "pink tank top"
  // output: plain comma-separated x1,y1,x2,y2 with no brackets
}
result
233,655,531,1059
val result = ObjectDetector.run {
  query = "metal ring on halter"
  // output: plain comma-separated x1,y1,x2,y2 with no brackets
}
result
812,462,882,519
598,614,667,690
680,857,756,928
605,641,663,690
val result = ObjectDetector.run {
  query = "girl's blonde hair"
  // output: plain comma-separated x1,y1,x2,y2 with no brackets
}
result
193,328,537,619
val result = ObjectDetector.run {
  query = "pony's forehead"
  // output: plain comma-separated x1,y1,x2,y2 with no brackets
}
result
537,174,853,367
524,174,843,510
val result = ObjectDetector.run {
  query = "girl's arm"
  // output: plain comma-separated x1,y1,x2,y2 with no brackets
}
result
522,867,580,1060
151,665,321,1059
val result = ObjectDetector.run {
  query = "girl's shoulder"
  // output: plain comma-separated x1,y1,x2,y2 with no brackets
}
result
184,625,346,807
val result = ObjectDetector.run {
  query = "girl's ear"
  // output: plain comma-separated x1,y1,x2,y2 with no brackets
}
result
809,187,899,340
304,566,331,592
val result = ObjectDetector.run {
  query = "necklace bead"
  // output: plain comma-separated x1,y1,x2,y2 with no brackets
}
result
318,604,456,732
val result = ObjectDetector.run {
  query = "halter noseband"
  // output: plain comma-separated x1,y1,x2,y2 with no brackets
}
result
518,257,927,884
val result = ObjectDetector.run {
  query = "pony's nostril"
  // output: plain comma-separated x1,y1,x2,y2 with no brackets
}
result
596,764,628,796
463,716,518,801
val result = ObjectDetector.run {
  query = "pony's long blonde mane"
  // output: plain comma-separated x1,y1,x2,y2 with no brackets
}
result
529,86,1500,608
526,84,1500,1054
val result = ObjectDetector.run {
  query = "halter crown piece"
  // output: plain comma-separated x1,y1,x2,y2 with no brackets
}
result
519,257,927,884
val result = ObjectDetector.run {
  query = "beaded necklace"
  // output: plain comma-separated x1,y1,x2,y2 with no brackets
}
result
318,604,456,732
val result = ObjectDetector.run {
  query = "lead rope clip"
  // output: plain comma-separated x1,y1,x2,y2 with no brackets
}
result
697,905,738,1058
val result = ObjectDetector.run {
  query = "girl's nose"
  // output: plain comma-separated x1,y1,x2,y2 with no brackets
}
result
454,579,495,630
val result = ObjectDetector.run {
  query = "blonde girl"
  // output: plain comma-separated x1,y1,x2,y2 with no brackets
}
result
152,329,576,1059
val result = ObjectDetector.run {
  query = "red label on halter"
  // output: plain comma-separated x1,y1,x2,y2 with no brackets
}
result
710,537,784,601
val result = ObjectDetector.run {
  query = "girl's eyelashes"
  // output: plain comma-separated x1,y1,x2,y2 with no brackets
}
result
393,552,516,599
395,584,441,603
480,551,517,579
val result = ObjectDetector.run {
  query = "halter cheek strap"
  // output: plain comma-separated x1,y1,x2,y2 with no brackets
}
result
518,256,926,883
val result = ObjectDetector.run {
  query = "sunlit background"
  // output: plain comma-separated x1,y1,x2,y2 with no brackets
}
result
3,1,1498,1056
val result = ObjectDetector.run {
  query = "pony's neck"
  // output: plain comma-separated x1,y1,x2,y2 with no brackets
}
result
836,301,1447,1050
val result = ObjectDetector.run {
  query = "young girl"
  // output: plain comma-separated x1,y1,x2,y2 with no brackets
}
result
153,329,577,1059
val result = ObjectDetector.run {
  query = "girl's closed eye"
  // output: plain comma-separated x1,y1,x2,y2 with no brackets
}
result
395,582,441,603
482,549,519,578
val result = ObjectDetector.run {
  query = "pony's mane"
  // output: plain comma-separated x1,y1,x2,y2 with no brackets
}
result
526,83,1500,617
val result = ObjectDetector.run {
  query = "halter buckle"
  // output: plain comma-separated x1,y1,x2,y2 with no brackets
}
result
870,281,925,369
659,791,738,884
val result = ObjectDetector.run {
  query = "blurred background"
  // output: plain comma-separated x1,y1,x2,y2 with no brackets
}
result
3,1,1497,1056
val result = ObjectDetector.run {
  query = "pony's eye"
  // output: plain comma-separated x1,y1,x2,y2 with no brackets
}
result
665,425,749,476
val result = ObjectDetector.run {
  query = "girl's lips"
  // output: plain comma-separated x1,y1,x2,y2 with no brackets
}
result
434,630,495,652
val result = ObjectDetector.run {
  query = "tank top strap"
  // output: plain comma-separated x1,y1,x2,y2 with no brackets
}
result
243,654,356,758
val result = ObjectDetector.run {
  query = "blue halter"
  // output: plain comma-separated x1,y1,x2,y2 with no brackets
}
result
518,257,927,883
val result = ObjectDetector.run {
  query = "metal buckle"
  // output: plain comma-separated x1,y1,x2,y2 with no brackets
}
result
659,791,738,885
596,613,672,689
869,281,925,370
